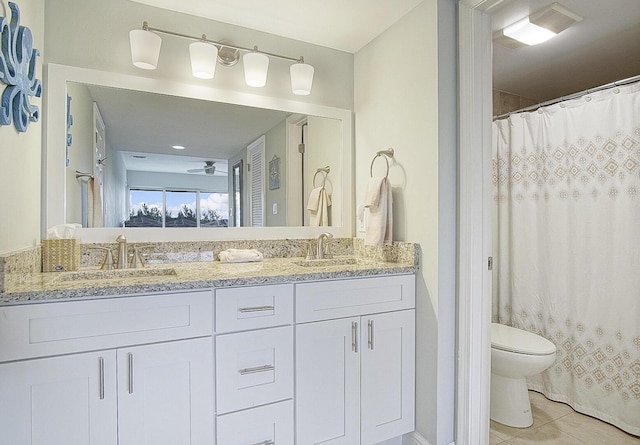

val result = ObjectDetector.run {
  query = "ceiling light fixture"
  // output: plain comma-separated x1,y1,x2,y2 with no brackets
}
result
503,17,556,46
129,21,315,95
172,145,185,150
494,2,582,48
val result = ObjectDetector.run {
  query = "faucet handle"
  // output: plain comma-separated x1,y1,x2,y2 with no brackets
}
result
306,241,316,261
129,244,152,268
89,246,115,270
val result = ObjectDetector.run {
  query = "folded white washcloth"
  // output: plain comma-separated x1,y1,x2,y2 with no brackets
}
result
218,248,264,263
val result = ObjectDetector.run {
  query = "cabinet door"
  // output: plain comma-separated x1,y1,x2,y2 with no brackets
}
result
296,317,361,445
0,350,117,445
117,337,214,445
360,310,415,445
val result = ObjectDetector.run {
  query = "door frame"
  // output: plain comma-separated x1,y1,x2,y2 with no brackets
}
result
456,1,495,444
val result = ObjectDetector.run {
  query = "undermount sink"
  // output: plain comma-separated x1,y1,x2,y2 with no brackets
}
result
293,257,358,268
56,267,177,282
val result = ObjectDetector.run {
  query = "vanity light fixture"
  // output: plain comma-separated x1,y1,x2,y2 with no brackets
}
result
129,21,315,95
494,2,582,47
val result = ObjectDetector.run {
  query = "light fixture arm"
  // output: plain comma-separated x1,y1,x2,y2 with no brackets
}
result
140,21,304,64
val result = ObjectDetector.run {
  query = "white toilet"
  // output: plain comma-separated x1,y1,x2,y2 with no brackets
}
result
490,323,557,428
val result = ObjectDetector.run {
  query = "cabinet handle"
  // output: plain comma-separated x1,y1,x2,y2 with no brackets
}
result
238,305,275,313
99,357,105,400
352,321,358,353
251,441,274,445
128,352,134,394
238,364,275,375
368,319,374,350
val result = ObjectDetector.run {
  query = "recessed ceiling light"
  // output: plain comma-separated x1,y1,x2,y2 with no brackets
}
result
172,145,186,150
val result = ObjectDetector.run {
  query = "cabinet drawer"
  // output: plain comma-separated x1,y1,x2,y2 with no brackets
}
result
0,291,213,362
215,284,293,333
216,326,293,414
295,274,415,322
217,400,293,445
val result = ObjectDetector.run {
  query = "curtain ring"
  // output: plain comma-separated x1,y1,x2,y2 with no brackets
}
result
370,154,390,178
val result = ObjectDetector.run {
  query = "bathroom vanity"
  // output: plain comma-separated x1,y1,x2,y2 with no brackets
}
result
0,248,416,445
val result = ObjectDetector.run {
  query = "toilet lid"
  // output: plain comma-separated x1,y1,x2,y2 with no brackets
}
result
491,323,556,355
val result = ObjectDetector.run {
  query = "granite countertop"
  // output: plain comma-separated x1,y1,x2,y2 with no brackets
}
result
0,255,418,305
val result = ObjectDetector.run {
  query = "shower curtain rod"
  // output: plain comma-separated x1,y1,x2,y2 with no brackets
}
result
493,73,640,120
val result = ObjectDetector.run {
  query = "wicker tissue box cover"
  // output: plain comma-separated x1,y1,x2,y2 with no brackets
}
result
42,239,81,272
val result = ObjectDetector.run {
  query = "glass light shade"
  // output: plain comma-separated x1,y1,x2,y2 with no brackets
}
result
290,63,314,95
243,52,269,87
503,18,556,46
129,29,162,70
189,42,218,79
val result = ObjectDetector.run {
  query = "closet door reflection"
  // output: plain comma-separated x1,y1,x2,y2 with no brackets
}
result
231,160,243,227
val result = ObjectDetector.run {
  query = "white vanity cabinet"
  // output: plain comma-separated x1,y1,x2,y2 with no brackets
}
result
0,291,214,445
295,275,416,445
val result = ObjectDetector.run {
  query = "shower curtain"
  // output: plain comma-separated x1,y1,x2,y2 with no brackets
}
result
492,81,640,436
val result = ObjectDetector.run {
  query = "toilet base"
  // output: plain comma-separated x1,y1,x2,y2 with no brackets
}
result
490,373,533,428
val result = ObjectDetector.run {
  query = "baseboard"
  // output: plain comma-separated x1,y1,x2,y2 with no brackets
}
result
403,431,435,445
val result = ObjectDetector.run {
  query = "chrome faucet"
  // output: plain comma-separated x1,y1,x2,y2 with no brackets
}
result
316,232,334,259
115,235,128,269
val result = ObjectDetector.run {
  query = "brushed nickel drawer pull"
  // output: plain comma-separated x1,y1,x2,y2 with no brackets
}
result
99,357,105,400
251,440,274,445
368,319,374,350
128,352,134,394
352,321,358,353
238,305,275,313
238,364,275,375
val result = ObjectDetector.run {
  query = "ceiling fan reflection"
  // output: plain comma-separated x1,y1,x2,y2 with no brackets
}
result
187,160,227,176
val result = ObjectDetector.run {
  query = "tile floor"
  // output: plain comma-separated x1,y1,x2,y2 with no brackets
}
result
490,391,640,445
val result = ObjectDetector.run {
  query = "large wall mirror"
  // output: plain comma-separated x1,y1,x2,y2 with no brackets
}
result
44,64,353,242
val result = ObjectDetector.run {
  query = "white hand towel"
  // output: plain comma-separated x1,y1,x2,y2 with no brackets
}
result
306,187,322,211
308,188,332,226
218,248,264,263
364,177,393,246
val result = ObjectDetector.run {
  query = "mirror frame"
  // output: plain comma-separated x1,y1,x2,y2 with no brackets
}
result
43,63,354,242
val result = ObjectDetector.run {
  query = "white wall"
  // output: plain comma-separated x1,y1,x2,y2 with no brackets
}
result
265,120,287,227
43,0,354,110
0,0,44,254
354,1,452,444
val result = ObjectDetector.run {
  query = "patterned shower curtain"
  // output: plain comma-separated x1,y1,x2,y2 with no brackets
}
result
492,81,640,436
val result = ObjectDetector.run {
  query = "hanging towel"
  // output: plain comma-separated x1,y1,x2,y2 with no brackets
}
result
218,248,264,263
363,176,393,246
307,187,332,226
87,177,103,228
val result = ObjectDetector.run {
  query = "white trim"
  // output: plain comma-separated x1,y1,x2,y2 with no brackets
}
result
456,2,493,445
403,431,434,445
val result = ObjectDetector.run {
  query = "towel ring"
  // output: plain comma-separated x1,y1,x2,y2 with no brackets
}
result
313,166,330,188
369,148,394,178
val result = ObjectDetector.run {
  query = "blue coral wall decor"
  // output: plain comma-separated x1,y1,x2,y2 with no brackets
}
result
0,2,42,133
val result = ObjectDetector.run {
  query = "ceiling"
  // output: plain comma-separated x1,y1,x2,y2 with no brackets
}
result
492,0,640,103
129,0,425,53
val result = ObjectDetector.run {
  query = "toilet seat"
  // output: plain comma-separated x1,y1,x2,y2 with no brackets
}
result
491,323,556,355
